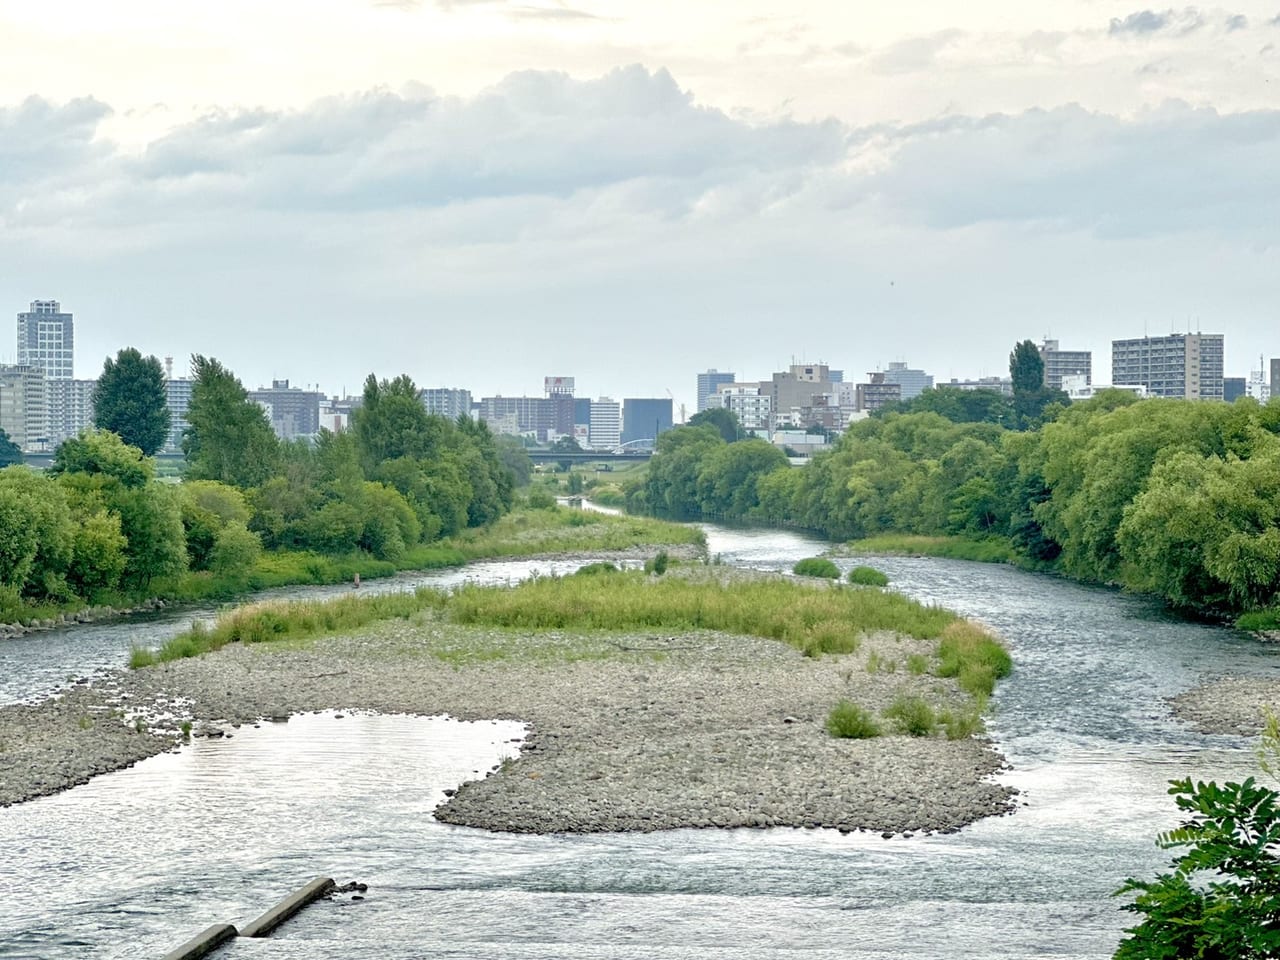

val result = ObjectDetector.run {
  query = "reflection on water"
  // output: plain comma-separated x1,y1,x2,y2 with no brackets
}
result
2,523,1279,957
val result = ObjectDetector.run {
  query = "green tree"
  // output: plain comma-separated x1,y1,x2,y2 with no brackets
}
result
688,408,744,443
183,355,279,489
92,347,170,456
551,434,582,472
1010,339,1045,394
0,428,21,467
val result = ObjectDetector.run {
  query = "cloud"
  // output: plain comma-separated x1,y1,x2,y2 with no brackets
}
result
870,30,966,74
1108,8,1205,36
1226,13,1249,30
372,0,600,17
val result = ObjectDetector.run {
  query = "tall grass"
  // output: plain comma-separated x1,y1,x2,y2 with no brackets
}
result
448,505,703,560
826,700,882,739
934,620,1013,697
793,557,840,579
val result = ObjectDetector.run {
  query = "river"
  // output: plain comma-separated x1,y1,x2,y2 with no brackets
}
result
1,523,1277,958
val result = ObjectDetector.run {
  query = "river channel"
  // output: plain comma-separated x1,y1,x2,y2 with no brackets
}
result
2,522,1278,958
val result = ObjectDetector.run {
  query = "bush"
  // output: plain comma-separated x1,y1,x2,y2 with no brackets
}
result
526,487,557,510
848,565,889,587
826,700,881,739
935,620,1013,697
793,557,840,579
573,562,620,577
883,694,937,736
645,550,670,576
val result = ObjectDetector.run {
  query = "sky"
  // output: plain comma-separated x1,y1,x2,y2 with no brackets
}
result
2,1,1278,416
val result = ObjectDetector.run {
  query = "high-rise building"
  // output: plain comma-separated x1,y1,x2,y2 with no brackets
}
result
0,364,47,451
49,379,96,443
1224,377,1246,402
165,377,195,452
544,376,575,397
882,362,934,400
768,363,837,429
1038,340,1092,391
588,397,621,450
696,370,736,412
248,380,323,439
1248,366,1270,402
1111,333,1224,400
620,398,673,447
478,394,573,442
419,387,473,421
17,300,74,381
855,372,903,412
706,386,771,432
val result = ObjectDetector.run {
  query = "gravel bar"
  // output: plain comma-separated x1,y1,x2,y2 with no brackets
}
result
0,598,1014,836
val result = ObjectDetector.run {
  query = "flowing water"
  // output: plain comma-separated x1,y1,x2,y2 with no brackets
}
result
2,523,1278,958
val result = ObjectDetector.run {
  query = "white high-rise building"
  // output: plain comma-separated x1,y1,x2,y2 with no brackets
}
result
588,397,621,450
17,300,75,443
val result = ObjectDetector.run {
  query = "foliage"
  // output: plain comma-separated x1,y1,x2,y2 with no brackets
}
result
0,428,21,467
688,407,745,443
935,620,1013,698
826,700,882,739
448,504,702,561
882,695,938,736
1115,776,1280,959
92,347,170,455
646,550,670,575
526,486,557,509
848,565,889,586
793,557,840,579
183,355,280,488
573,561,621,576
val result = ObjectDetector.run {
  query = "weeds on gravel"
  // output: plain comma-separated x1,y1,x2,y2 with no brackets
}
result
934,621,1012,698
846,535,1016,564
448,506,702,561
883,695,937,736
847,566,889,587
793,557,840,579
826,700,882,739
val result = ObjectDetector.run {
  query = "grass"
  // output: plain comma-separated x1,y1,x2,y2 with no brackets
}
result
1237,610,1280,632
447,504,703,561
793,557,840,579
848,534,1016,564
826,700,882,739
882,694,937,736
934,620,1013,698
848,565,889,587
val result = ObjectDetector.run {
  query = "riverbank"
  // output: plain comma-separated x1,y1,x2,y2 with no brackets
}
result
0,571,1013,836
1169,676,1280,735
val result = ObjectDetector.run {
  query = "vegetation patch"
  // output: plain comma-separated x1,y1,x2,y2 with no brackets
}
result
793,557,840,579
1236,609,1280,632
882,694,938,736
447,505,703,560
826,700,882,739
849,535,1016,564
848,565,890,587
934,620,1013,698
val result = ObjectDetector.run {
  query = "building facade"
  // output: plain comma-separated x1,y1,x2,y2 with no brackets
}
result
17,300,74,381
478,394,573,442
855,372,903,412
248,380,323,439
419,387,473,421
706,385,772,432
696,370,736,413
0,364,47,451
1039,340,1092,391
544,376,575,397
1111,333,1224,400
49,379,96,443
882,362,933,400
620,398,673,447
165,378,195,452
588,397,621,450
1224,377,1246,402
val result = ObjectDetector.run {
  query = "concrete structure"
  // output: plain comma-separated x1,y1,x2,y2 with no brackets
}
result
248,380,323,439
855,371,903,412
707,385,772,432
588,397,621,450
696,370,736,413
770,429,832,457
1039,340,1092,391
1247,361,1270,402
945,377,1014,396
881,362,933,400
49,378,96,443
1272,358,1280,398
478,394,573,442
767,363,837,430
0,364,47,451
17,300,74,381
620,398,673,447
1224,377,1246,402
1111,333,1224,400
1061,374,1147,401
419,387,472,421
165,377,195,452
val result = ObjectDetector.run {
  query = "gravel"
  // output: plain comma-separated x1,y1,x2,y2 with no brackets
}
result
1169,676,1280,735
0,600,1015,836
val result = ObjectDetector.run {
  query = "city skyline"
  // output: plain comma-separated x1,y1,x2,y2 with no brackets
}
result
2,3,1276,414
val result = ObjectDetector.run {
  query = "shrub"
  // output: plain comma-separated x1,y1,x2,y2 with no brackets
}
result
934,620,1012,697
793,557,840,579
940,704,984,740
526,487,557,510
826,700,881,739
645,550,670,576
848,565,889,587
573,562,620,577
906,653,929,675
883,694,937,736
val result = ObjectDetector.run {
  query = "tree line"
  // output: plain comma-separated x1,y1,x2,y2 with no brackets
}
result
0,351,527,616
631,351,1280,619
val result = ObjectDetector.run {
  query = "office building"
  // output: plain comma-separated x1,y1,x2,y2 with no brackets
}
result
696,370,736,413
1248,366,1270,402
1038,340,1092,391
768,363,838,430
419,387,473,421
1224,377,1246,402
1111,333,1224,400
17,300,74,381
248,380,323,439
49,379,96,443
588,397,621,450
478,394,573,442
945,377,1014,396
1271,358,1280,398
620,398,673,447
882,362,934,400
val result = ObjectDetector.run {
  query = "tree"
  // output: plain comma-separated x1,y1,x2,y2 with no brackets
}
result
183,355,280,488
0,428,20,467
92,348,170,456
1010,340,1045,395
552,434,582,472
688,408,744,443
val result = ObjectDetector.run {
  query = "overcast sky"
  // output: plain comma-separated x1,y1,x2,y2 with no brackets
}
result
2,1,1278,414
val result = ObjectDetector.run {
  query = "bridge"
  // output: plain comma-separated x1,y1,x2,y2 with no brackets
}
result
526,450,652,464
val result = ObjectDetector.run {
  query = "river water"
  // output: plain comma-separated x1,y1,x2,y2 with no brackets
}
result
2,524,1277,959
